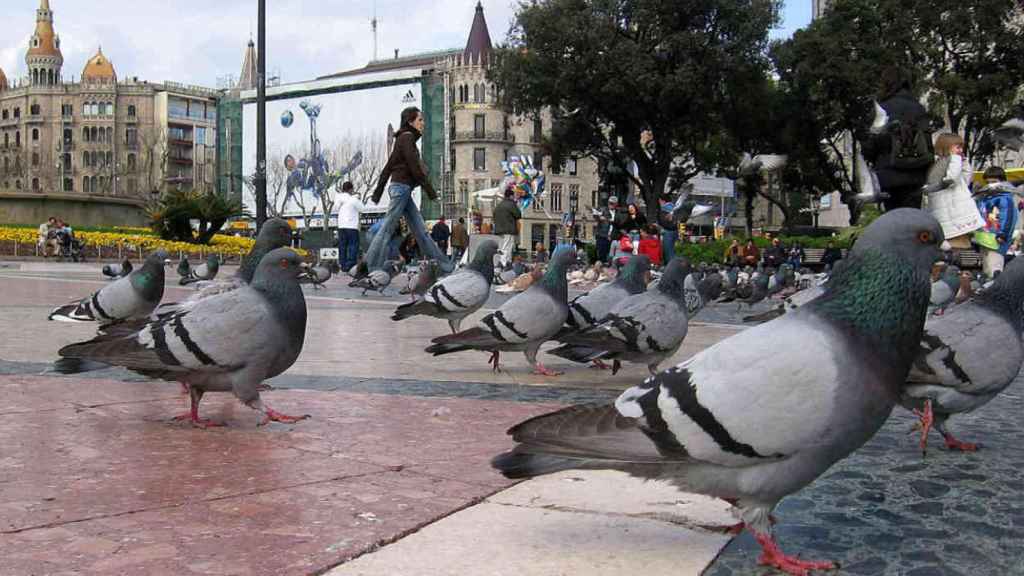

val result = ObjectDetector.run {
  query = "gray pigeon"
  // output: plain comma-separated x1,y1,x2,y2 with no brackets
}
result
399,260,441,301
743,280,828,324
392,240,498,333
550,258,698,375
902,256,1024,454
54,248,311,428
425,245,575,375
736,270,770,311
179,254,220,286
177,257,191,279
349,261,400,295
566,254,650,330
102,259,133,279
303,264,332,290
50,250,168,324
492,208,943,574
992,117,1024,151
929,263,960,315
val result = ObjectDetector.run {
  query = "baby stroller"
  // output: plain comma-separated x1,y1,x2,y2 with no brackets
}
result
55,229,86,262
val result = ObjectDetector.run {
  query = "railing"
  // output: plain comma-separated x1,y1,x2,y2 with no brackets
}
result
452,130,515,144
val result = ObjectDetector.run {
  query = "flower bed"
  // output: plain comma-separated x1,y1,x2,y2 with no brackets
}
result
0,226,255,261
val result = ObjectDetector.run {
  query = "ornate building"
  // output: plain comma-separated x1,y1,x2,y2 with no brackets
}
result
440,2,602,251
0,0,221,227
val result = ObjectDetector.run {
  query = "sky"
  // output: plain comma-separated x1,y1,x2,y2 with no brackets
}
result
1,0,812,89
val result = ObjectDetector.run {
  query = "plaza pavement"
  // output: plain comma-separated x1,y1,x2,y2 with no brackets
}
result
4,261,1023,576
0,261,740,576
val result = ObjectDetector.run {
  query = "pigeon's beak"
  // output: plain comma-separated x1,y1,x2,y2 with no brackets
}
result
939,240,952,252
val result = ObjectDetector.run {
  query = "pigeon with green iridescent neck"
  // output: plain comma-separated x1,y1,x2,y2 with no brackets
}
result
49,250,168,324
565,254,650,330
426,244,575,376
493,209,943,576
903,256,1024,454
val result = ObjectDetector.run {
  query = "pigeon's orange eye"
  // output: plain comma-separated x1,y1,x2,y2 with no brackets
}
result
918,231,932,243
280,258,289,268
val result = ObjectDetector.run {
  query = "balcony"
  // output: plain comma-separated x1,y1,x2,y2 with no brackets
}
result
452,130,515,144
168,137,193,147
169,156,193,166
25,115,45,124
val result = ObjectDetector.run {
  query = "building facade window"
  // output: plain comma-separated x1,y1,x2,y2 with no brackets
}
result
195,127,206,145
30,104,41,116
106,127,113,143
61,103,73,117
551,183,563,212
63,177,73,192
473,148,486,171
62,153,71,171
569,184,580,213
13,107,20,119
127,153,136,171
1,110,7,120
63,128,72,147
126,128,138,146
105,151,113,166
473,115,485,138
32,129,39,142
15,131,20,147
566,158,577,176
127,178,138,195
32,177,39,191
31,152,39,166
127,105,136,118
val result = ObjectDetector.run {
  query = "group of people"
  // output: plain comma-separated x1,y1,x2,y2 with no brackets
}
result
37,216,80,259
594,197,682,269
723,236,843,270
865,66,1020,280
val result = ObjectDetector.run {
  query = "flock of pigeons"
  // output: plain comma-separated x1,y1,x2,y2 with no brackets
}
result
37,208,1024,575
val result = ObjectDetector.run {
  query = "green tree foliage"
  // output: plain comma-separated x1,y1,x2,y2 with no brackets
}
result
147,189,246,244
490,0,782,222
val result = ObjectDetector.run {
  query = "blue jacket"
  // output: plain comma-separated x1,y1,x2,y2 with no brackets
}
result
976,184,1019,255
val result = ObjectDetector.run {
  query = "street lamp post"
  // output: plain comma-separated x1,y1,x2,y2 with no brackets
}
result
254,0,268,231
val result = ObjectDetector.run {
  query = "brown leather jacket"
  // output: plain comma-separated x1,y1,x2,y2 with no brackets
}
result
373,126,437,203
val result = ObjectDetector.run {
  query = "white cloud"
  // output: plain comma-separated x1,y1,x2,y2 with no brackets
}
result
0,0,519,88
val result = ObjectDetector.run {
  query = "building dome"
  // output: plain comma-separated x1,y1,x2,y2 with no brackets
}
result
82,47,116,83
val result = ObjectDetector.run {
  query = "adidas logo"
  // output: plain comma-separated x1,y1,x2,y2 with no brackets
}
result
401,90,417,103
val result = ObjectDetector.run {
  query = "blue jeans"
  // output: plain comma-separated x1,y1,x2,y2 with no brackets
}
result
338,228,360,271
365,183,450,271
661,231,678,265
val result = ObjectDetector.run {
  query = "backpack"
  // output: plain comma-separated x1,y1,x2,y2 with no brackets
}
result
888,109,934,170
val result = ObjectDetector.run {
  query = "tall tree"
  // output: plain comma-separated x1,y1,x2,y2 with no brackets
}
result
490,0,781,222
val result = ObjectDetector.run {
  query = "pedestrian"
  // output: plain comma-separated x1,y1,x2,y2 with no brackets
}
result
821,241,843,270
335,181,364,271
431,216,451,255
724,238,741,266
365,106,451,273
638,224,663,267
594,214,613,264
658,199,680,265
534,242,549,264
742,239,760,267
974,166,1019,279
787,242,805,269
862,66,935,211
451,217,470,263
493,186,522,267
763,237,786,268
399,233,420,264
621,203,647,244
38,216,57,258
610,231,634,268
926,133,985,248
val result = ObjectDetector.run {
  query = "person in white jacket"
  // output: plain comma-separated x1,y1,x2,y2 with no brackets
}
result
925,133,984,247
336,181,365,271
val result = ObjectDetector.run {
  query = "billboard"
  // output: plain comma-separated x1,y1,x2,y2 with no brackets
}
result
242,81,423,223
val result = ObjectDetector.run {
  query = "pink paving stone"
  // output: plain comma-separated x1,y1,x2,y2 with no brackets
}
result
0,375,563,575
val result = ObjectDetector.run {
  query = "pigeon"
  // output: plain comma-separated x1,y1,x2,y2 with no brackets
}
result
743,280,828,324
566,254,650,330
349,261,400,296
694,269,723,307
153,219,294,317
177,258,191,279
992,117,1024,152
929,264,960,315
392,240,499,333
492,208,944,575
425,245,575,376
399,260,441,301
102,259,133,279
303,264,332,290
54,248,311,428
736,271,771,311
49,250,168,324
496,267,544,294
179,254,220,286
549,258,699,375
903,256,1024,454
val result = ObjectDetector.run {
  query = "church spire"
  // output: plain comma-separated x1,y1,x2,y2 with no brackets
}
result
463,1,492,66
237,37,258,91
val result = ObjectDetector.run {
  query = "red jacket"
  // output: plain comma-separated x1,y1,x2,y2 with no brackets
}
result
638,236,662,266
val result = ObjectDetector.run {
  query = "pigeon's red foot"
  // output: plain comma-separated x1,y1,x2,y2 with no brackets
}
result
259,407,310,426
590,359,611,370
170,412,224,428
943,434,980,452
489,351,502,373
532,363,563,377
912,399,934,456
754,532,837,576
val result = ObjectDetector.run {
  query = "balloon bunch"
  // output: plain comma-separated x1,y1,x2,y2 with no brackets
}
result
501,156,547,215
